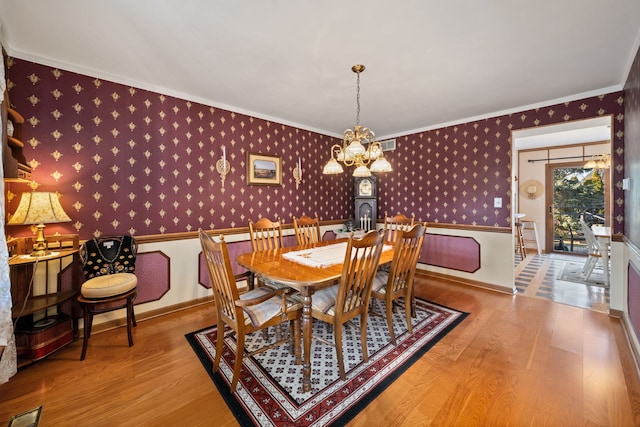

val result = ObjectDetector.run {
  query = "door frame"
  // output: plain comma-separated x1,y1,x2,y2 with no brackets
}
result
511,115,613,257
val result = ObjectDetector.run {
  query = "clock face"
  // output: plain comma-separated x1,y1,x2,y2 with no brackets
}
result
358,178,373,196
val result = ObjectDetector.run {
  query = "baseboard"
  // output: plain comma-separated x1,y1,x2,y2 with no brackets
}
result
83,295,215,335
415,267,515,295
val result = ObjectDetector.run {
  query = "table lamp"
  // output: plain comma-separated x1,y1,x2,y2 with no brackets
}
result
8,191,72,256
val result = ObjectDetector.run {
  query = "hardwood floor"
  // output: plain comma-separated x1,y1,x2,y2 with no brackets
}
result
2,274,640,426
515,252,610,312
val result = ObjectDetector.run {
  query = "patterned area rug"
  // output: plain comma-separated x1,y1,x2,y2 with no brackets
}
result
185,298,467,426
558,261,607,287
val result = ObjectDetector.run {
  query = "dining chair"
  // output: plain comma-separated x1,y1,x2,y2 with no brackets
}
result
199,230,301,392
370,223,426,345
580,216,609,281
76,235,138,360
309,229,384,380
292,214,321,245
248,217,292,292
382,213,415,245
248,217,284,251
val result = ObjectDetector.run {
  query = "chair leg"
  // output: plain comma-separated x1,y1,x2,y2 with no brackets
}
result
584,256,598,280
80,305,92,361
386,299,396,346
404,296,413,336
126,296,135,347
334,324,346,380
231,331,245,392
213,320,224,373
360,313,369,363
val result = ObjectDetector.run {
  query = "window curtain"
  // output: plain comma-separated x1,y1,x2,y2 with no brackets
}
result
0,41,17,384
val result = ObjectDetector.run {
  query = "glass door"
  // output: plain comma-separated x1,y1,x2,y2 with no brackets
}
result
546,162,607,254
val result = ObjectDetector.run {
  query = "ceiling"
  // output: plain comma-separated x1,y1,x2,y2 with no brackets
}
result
1,1,639,140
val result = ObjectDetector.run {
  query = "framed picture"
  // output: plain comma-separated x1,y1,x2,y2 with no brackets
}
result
247,152,282,186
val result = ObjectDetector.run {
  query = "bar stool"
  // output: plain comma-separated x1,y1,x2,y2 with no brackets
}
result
520,220,542,255
515,222,527,258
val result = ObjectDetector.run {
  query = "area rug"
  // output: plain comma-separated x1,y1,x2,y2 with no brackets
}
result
558,261,607,287
185,298,467,426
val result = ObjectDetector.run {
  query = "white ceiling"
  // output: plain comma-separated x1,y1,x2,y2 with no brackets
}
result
1,1,639,140
513,116,613,150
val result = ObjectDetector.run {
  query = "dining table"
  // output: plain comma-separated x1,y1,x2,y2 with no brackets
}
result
236,237,394,392
591,225,612,287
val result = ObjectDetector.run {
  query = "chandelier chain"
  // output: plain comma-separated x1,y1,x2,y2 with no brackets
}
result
355,71,361,126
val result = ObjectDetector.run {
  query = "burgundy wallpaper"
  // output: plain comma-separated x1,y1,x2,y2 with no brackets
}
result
379,93,625,232
4,57,626,240
4,58,350,239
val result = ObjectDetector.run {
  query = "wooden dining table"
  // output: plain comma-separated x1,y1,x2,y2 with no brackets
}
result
236,238,394,392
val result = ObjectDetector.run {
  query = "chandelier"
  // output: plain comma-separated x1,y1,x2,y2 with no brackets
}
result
584,153,611,170
322,64,392,177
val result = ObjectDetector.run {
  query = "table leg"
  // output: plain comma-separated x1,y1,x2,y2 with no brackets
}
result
301,287,314,393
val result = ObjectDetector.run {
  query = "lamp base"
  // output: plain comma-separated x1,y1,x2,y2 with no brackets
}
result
31,223,49,257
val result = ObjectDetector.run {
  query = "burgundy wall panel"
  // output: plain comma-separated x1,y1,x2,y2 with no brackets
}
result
134,251,170,304
198,240,254,289
421,234,481,273
628,262,640,339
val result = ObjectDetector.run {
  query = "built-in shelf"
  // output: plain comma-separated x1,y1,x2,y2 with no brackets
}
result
3,100,32,181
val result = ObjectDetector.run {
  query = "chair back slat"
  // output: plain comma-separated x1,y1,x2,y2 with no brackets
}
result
249,217,284,251
293,214,321,245
382,213,415,245
336,230,384,314
199,231,240,323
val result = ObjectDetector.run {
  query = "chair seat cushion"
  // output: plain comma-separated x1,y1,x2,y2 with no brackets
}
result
311,285,338,314
372,271,389,293
240,287,302,327
81,273,138,299
310,285,365,316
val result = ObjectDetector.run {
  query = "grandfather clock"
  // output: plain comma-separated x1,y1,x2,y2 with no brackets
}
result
354,176,377,231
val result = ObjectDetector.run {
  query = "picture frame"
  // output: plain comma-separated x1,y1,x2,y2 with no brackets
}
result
247,152,282,186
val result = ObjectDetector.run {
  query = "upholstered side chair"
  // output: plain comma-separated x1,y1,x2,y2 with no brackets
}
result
76,235,138,360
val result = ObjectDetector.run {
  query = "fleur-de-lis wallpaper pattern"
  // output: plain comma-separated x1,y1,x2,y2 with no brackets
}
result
4,57,625,240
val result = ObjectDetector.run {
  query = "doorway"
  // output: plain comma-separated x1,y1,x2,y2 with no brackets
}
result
546,162,608,255
512,116,613,312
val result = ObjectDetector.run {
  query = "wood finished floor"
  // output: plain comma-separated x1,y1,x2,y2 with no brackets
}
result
515,252,610,313
1,273,639,426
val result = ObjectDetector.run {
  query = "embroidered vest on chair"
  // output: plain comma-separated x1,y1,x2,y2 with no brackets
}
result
81,235,137,279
